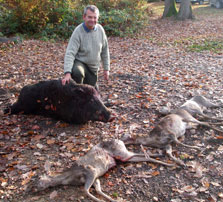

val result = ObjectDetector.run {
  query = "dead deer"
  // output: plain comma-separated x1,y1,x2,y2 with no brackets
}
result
123,110,203,166
27,139,173,202
180,95,223,121
124,108,223,166
159,95,223,124
172,108,223,133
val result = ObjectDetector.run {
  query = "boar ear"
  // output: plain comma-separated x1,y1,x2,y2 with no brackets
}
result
75,87,86,96
74,87,92,100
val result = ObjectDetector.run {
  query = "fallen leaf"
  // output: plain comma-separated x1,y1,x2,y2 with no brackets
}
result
47,139,55,145
182,185,195,192
64,142,74,150
21,171,35,185
208,194,217,202
151,170,160,176
33,135,45,141
211,181,221,187
50,190,58,199
107,181,114,186
218,193,223,198
36,143,44,149
217,145,223,151
31,125,40,130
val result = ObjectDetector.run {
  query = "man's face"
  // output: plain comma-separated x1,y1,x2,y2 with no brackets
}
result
83,9,99,30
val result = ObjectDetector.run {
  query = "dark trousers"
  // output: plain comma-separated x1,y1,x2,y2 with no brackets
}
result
71,60,98,87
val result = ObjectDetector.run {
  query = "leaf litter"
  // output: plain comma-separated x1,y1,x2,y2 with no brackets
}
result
0,6,223,202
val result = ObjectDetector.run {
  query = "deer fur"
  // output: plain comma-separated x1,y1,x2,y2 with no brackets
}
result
28,139,174,202
172,108,223,133
126,96,223,166
124,105,223,166
180,95,223,121
160,95,223,121
123,109,202,166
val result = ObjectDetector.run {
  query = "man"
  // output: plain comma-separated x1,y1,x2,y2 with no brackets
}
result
62,5,110,90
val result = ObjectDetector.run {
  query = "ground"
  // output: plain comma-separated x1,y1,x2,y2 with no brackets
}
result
1,3,223,202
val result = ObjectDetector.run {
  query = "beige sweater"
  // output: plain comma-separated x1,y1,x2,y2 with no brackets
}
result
64,23,110,74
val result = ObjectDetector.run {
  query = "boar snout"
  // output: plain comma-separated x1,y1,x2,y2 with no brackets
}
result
96,109,116,122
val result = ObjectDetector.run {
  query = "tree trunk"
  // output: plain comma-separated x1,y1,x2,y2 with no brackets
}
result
177,0,194,20
162,0,178,18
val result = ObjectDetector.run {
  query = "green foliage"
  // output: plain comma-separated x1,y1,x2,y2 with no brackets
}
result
112,192,119,198
1,0,49,34
0,0,72,36
82,0,150,36
100,9,130,36
0,0,150,39
188,39,223,53
37,9,78,40
147,0,161,2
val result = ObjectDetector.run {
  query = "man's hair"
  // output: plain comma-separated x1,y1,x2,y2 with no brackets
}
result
84,5,99,17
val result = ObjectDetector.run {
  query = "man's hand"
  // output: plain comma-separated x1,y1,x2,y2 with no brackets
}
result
104,70,109,81
62,73,71,85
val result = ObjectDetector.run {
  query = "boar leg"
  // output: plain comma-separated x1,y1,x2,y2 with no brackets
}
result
165,144,185,166
94,179,118,202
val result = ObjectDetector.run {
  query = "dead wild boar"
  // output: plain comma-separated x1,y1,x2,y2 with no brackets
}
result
27,139,174,202
4,79,115,124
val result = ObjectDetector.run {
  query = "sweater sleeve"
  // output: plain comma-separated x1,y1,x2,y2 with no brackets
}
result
100,29,110,71
64,28,81,74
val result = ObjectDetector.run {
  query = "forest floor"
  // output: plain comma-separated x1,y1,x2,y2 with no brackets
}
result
1,3,223,202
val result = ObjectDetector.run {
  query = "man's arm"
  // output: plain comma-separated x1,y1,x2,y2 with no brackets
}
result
101,32,110,81
103,70,109,81
63,27,81,85
62,73,72,85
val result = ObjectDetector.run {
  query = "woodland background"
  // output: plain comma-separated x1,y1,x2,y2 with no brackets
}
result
1,1,223,202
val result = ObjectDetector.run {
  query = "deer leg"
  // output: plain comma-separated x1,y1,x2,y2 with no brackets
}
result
199,122,223,133
146,150,164,158
197,114,223,121
188,119,223,133
165,144,185,166
208,122,223,125
126,153,174,167
171,134,200,150
84,171,103,202
94,179,117,202
166,128,200,150
140,145,164,158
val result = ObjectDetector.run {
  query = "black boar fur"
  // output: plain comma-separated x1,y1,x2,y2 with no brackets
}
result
4,79,112,124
